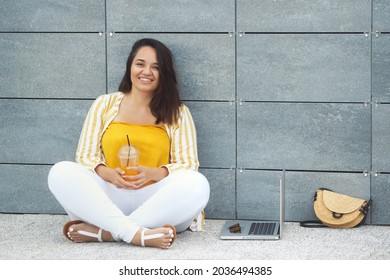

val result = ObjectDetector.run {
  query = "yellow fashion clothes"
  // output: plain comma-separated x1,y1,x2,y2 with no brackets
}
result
101,122,170,171
76,92,198,173
75,92,204,231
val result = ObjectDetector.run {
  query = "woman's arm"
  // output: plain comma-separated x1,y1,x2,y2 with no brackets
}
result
163,104,199,173
75,95,107,172
76,94,135,189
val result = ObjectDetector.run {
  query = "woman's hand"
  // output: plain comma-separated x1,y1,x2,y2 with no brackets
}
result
95,164,137,190
124,166,168,189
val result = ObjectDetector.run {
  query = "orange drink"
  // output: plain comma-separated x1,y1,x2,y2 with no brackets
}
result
118,145,139,182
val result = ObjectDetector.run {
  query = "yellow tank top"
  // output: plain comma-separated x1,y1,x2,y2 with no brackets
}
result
101,122,170,170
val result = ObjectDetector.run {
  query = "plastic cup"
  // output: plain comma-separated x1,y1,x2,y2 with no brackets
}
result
118,145,139,181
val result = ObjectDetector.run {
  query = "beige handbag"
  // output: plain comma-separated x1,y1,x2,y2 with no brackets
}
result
301,188,372,228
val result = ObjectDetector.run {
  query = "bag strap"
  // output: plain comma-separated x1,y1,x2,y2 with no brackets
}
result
299,220,326,228
360,199,372,215
300,189,328,227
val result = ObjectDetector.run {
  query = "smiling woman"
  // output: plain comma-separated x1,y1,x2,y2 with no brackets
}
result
47,38,210,249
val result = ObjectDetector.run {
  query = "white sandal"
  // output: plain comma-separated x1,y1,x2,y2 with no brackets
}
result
140,224,176,247
63,220,103,242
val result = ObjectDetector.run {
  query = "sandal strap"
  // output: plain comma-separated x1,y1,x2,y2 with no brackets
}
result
140,229,146,247
97,228,103,242
77,228,103,242
140,229,164,247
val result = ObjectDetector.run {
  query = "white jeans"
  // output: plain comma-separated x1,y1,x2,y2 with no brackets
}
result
47,161,210,243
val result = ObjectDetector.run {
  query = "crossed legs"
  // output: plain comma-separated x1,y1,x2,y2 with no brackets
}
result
48,161,210,248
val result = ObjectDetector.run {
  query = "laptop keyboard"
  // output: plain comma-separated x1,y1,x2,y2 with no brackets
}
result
249,222,276,236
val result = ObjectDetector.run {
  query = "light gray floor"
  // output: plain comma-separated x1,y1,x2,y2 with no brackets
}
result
0,214,389,260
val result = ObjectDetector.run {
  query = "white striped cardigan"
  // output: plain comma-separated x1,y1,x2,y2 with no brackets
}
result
75,92,204,231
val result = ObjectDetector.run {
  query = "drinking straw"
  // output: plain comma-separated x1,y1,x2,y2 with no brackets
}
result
126,135,131,166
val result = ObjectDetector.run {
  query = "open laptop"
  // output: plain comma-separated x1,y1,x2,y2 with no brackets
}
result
220,170,285,240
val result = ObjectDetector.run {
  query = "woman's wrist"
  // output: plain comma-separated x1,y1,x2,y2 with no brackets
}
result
155,167,168,181
95,164,110,180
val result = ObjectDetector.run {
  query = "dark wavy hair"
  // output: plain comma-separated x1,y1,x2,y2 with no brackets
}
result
118,38,182,125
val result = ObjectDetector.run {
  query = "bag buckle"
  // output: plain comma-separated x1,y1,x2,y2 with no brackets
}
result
359,199,372,215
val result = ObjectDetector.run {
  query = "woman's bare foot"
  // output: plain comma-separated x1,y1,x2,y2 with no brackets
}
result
131,225,176,249
67,222,115,243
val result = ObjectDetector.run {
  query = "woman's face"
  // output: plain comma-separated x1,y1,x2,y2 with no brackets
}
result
130,46,160,94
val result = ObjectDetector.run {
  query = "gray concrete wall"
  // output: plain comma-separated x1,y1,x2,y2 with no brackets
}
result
1,0,389,224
